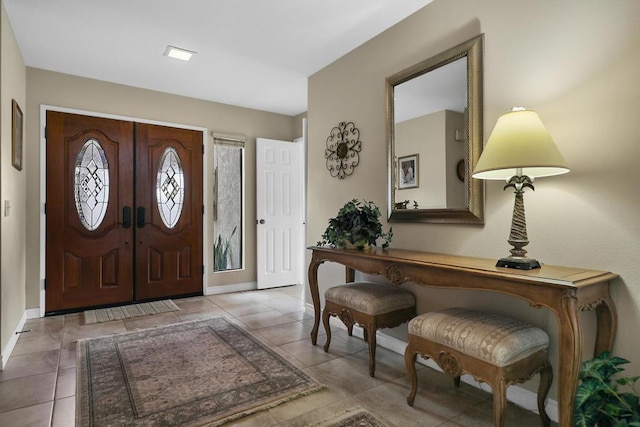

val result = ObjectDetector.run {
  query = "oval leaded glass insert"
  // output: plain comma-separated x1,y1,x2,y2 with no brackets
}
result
157,147,185,229
74,138,110,231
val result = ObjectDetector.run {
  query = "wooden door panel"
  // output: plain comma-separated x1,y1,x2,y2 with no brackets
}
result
60,248,119,290
144,244,193,282
46,112,134,312
134,123,203,300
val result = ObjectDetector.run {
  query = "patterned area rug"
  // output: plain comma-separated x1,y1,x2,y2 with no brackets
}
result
83,300,180,324
314,406,391,427
76,317,325,426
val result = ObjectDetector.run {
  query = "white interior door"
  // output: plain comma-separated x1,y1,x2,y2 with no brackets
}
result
256,138,304,289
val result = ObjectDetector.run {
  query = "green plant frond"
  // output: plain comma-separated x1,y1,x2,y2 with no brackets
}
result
577,351,640,425
582,377,610,392
620,392,639,409
596,351,613,360
574,404,601,427
611,357,632,366
581,353,627,382
617,377,640,386
604,402,627,417
213,226,238,271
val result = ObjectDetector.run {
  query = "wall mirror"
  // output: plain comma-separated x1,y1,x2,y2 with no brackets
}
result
386,34,484,223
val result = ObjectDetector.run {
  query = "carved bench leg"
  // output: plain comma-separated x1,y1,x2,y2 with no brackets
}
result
453,376,461,387
538,359,553,427
367,325,377,377
493,379,507,427
322,308,332,353
405,345,419,406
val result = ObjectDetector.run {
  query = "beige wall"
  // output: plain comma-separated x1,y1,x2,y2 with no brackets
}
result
444,110,465,208
25,68,299,309
1,1,27,358
307,0,640,400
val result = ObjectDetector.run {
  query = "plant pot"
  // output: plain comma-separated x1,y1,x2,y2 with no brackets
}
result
344,241,371,251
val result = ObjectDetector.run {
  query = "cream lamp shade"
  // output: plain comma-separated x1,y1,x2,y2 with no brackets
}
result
472,108,569,180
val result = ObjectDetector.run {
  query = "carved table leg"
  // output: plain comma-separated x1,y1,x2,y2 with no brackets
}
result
594,294,617,357
345,266,355,283
308,256,322,345
554,293,582,427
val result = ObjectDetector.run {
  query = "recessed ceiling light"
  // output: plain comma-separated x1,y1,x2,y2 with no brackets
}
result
164,45,195,62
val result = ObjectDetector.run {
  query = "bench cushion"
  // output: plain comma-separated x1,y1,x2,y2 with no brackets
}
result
408,307,549,367
325,282,415,315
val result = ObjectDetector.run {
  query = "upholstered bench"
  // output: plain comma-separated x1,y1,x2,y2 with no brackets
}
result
323,281,416,377
405,307,552,426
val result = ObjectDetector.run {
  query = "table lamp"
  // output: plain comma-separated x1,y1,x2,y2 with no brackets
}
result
472,107,569,269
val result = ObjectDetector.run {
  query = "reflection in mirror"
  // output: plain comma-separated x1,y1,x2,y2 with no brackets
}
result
387,34,484,223
213,134,245,272
395,58,466,209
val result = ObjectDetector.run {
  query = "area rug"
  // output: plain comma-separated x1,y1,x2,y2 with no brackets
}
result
313,406,391,427
83,299,180,324
76,317,325,426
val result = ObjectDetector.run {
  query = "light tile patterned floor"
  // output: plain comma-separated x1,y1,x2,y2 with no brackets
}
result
0,285,554,426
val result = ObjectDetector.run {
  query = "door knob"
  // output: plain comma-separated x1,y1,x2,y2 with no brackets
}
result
259,219,265,224
123,206,132,228
137,207,145,228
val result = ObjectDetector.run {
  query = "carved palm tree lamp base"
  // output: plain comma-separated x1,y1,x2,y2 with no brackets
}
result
497,175,541,270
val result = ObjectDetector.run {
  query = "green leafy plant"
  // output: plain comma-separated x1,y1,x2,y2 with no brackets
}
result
575,351,640,427
213,226,237,271
318,199,392,250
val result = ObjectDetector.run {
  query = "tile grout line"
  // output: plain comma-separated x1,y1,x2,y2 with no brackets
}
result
49,314,67,427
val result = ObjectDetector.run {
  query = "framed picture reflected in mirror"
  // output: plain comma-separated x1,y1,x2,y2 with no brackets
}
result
12,99,23,171
398,154,418,189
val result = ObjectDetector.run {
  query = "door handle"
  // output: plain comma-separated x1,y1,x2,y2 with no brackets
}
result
123,206,132,228
137,207,145,228
259,219,265,224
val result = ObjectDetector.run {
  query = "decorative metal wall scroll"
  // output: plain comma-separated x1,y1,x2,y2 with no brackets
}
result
325,121,362,179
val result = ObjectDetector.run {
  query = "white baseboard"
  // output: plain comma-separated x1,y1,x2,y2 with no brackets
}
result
304,303,558,423
40,287,46,317
205,281,257,295
26,308,41,319
1,311,28,369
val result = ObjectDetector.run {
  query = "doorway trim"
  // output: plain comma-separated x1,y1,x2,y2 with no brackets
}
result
39,105,208,316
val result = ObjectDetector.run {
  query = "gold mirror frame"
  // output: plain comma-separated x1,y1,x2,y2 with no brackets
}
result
386,34,484,224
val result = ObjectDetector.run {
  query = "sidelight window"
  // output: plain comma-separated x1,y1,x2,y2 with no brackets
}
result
213,134,245,272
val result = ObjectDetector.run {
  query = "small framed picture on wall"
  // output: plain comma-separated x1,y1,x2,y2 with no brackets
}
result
398,154,418,189
12,99,23,171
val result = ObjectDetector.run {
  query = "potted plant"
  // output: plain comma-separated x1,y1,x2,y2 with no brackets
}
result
575,351,640,427
318,199,392,250
213,226,237,271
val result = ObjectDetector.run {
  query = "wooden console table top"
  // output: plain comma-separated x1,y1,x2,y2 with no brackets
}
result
307,246,619,427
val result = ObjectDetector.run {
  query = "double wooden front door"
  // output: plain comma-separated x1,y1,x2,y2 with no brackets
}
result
45,112,203,313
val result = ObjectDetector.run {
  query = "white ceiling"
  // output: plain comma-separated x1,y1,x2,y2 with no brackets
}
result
5,0,433,116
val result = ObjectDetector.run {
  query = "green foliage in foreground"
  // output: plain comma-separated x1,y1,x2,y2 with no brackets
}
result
575,351,640,427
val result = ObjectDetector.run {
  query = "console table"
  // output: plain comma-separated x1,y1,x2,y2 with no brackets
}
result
307,246,618,427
